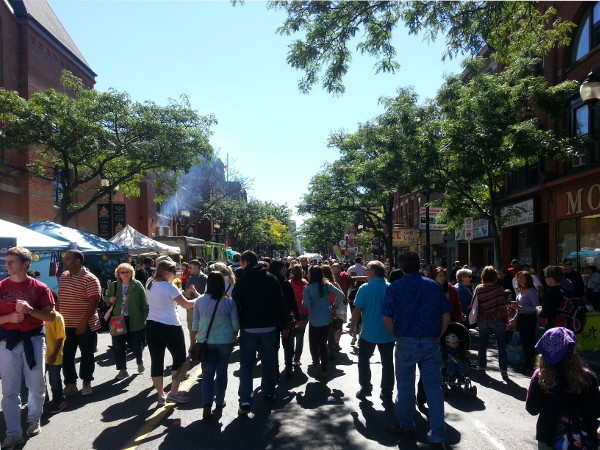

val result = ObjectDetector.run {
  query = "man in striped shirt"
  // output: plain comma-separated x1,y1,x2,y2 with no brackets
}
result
58,250,101,397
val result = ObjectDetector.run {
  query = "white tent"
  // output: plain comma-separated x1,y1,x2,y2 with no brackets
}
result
0,219,69,250
109,225,180,256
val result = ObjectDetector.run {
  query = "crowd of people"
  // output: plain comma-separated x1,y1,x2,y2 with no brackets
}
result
0,247,599,449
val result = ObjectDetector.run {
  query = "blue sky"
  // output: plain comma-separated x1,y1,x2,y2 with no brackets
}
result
48,0,464,226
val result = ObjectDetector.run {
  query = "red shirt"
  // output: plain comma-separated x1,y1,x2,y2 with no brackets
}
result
289,279,309,314
58,268,102,330
0,277,54,332
337,272,351,294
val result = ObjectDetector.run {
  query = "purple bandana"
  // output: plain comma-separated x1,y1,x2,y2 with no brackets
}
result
535,327,576,365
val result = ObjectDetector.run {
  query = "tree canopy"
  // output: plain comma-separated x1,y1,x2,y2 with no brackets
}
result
269,1,575,94
0,71,215,224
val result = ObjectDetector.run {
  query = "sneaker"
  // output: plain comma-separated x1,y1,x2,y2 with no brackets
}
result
501,371,509,380
157,395,166,407
166,391,189,404
137,363,145,374
238,403,251,415
1,436,24,449
81,382,93,396
63,383,78,396
115,370,129,380
350,336,357,346
263,393,277,404
48,400,67,415
26,420,40,437
356,389,372,400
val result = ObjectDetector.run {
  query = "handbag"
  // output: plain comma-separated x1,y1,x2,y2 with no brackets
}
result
109,315,127,336
190,298,221,363
468,292,479,325
507,330,525,366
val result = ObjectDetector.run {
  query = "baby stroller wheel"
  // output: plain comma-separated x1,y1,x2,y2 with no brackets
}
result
469,385,477,397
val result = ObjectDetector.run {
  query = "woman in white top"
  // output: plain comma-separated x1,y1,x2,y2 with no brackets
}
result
145,260,198,407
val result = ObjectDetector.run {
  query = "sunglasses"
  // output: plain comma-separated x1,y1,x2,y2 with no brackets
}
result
119,271,132,274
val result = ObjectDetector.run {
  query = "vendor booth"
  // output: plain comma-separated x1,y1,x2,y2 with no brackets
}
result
0,219,69,288
27,221,128,290
109,225,180,256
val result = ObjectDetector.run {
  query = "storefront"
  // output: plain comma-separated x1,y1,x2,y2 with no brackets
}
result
550,172,600,270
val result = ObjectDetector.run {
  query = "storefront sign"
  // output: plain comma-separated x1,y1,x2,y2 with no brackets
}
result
419,207,448,231
0,238,17,281
455,219,489,241
501,199,534,227
392,229,420,246
564,184,600,216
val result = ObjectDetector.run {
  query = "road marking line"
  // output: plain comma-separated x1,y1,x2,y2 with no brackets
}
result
122,363,202,450
471,418,507,450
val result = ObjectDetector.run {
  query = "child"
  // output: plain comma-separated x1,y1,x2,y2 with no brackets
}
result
45,291,66,414
526,327,600,449
443,333,469,383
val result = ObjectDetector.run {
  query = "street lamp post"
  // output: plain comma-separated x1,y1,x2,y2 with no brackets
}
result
580,67,600,102
99,178,113,237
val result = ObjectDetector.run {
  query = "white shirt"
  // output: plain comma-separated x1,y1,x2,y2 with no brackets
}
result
348,263,367,277
146,281,182,326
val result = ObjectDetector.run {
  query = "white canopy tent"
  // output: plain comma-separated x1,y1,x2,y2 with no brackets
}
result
0,219,68,250
298,253,323,260
109,225,180,256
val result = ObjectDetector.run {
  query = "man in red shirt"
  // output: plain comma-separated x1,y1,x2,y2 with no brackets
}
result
58,250,101,397
0,247,55,448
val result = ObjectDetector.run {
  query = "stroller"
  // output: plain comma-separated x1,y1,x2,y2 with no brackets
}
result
440,322,477,398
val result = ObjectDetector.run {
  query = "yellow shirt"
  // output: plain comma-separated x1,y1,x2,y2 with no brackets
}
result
44,311,65,365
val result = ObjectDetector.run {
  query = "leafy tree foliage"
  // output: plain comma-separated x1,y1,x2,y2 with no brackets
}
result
269,1,574,94
213,198,294,253
0,71,215,224
299,212,352,255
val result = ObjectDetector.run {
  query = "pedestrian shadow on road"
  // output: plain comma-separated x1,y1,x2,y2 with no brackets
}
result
295,382,345,409
350,399,398,446
443,390,486,412
470,372,527,401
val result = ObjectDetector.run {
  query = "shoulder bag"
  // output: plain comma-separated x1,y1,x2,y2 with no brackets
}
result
190,298,221,363
468,290,479,325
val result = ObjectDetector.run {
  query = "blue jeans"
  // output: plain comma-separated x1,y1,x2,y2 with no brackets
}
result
358,338,394,396
395,336,445,444
446,361,469,376
0,336,46,437
238,329,277,405
477,320,508,372
202,343,233,406
46,364,65,402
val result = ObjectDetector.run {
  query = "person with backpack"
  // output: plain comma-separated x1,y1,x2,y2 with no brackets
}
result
525,327,600,450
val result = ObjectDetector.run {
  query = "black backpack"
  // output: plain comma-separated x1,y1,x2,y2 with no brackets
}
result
555,296,587,334
554,406,595,449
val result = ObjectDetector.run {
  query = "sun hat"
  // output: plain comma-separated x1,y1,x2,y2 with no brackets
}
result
535,327,576,365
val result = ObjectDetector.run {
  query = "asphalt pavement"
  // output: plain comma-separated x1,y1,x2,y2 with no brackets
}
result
0,311,565,449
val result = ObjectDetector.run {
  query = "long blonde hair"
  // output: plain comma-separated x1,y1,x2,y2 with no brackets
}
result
536,351,593,394
147,260,176,290
209,262,235,289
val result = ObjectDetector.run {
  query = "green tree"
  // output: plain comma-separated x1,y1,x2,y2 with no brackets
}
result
430,58,577,264
354,230,375,257
299,212,352,255
0,71,215,224
270,1,574,94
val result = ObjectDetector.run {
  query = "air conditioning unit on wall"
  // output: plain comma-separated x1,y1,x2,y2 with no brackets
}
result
154,226,171,237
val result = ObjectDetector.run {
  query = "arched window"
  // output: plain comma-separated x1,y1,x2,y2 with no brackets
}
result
572,2,600,62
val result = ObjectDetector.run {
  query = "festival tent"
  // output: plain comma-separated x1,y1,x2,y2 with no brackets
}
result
109,225,180,256
26,221,128,289
0,219,69,250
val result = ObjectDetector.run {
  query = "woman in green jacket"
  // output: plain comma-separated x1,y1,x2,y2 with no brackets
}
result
104,263,149,379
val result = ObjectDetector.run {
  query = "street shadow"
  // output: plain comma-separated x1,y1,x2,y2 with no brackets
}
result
92,406,175,450
470,371,527,401
350,400,399,446
100,385,155,421
295,382,345,409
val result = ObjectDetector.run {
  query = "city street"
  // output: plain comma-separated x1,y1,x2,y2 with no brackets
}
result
1,307,542,450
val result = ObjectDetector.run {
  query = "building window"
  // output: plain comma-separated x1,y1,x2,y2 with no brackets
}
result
569,98,600,167
572,2,600,62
